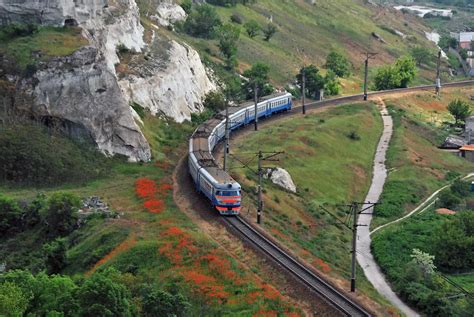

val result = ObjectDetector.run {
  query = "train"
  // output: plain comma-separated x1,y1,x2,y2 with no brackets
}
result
189,92,293,215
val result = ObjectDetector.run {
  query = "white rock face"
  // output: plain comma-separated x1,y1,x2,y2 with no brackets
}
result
20,47,151,161
152,0,186,27
119,40,215,123
0,0,107,26
265,168,297,193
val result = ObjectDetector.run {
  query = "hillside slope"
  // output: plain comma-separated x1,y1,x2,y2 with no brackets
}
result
178,0,439,89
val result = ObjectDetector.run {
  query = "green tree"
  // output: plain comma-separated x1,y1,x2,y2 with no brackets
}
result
410,46,433,66
180,0,192,14
183,4,221,38
244,20,260,38
438,35,458,51
459,48,468,60
243,62,274,99
324,70,341,96
447,99,471,126
296,65,326,99
42,192,80,238
325,51,351,77
395,56,417,88
141,285,190,317
433,212,474,272
76,269,134,317
0,195,23,237
262,23,277,41
24,193,46,228
0,282,28,317
217,23,240,69
437,190,461,210
203,91,226,112
450,179,470,197
43,238,68,274
374,65,401,91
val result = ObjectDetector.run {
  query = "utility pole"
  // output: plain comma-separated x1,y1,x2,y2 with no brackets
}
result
257,151,263,224
436,50,442,97
223,100,230,172
350,202,358,292
302,67,306,115
364,52,377,101
229,151,283,225
319,201,378,292
254,81,259,131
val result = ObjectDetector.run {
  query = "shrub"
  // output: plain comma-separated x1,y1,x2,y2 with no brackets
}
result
325,51,351,77
347,131,360,141
244,20,260,38
203,91,226,112
0,124,111,186
180,0,192,14
0,195,22,237
437,190,461,210
183,4,221,38
262,23,277,41
230,13,243,24
375,181,421,218
42,192,80,238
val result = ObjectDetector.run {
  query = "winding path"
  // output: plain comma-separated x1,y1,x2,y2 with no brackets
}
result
356,99,419,317
371,173,474,235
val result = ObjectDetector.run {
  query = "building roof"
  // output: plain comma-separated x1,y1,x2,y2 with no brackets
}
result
460,145,474,151
459,32,474,42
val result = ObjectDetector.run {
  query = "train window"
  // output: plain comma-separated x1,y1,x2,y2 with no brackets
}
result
216,191,239,196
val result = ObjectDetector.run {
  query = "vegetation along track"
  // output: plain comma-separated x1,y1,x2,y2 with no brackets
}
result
225,216,371,317
189,80,474,315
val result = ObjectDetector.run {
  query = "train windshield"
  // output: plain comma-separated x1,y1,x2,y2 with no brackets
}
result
215,191,240,197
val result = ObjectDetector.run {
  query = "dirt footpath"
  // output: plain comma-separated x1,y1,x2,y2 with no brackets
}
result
356,98,419,317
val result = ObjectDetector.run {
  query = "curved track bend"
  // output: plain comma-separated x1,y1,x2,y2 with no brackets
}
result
197,80,474,316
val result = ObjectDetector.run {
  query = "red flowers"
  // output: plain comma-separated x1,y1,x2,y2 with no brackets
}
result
135,177,172,214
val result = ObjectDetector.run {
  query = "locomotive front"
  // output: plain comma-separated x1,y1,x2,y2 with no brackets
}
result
213,183,241,215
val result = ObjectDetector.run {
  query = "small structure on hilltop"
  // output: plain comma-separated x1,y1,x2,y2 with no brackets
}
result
459,145,474,162
465,116,474,144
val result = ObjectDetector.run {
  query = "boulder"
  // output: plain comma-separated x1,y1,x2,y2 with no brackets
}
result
152,0,186,27
265,168,297,193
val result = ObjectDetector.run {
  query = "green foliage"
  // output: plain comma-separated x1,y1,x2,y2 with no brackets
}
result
140,284,190,317
410,46,433,66
76,268,134,317
0,281,28,317
447,51,461,70
191,108,216,125
0,124,112,186
433,212,474,272
43,238,68,274
243,62,274,99
324,69,341,96
439,35,458,51
447,99,471,126
203,91,226,112
437,190,461,209
244,20,260,38
325,51,351,77
0,195,22,237
262,22,277,41
42,192,80,239
459,48,468,60
374,56,417,90
216,23,240,69
180,0,192,14
0,23,38,41
207,0,255,7
131,102,146,119
375,181,421,218
230,12,243,24
296,65,325,99
183,4,222,38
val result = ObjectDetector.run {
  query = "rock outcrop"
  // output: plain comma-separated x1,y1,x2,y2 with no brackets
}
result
0,0,215,160
119,39,215,122
152,0,186,27
265,168,297,193
18,46,151,161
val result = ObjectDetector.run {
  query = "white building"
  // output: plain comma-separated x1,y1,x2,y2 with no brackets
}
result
394,5,453,18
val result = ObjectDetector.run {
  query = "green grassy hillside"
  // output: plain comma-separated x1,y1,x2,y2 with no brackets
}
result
176,0,439,90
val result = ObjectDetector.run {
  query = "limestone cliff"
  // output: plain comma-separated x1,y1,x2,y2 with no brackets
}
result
0,0,215,160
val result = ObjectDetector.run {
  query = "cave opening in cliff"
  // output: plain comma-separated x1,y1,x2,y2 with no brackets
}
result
64,18,78,27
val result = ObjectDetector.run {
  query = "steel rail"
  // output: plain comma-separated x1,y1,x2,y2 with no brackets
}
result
224,216,371,317
204,80,474,316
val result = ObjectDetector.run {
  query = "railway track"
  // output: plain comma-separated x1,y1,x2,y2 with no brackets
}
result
205,80,474,316
224,216,371,317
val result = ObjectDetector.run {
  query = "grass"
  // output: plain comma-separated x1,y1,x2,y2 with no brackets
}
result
174,0,440,90
0,114,303,315
229,103,398,312
371,88,474,228
0,26,88,69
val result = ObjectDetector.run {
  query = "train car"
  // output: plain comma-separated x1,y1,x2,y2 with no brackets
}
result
189,92,292,215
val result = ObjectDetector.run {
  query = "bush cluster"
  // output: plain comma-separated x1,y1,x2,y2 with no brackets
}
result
0,124,112,186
